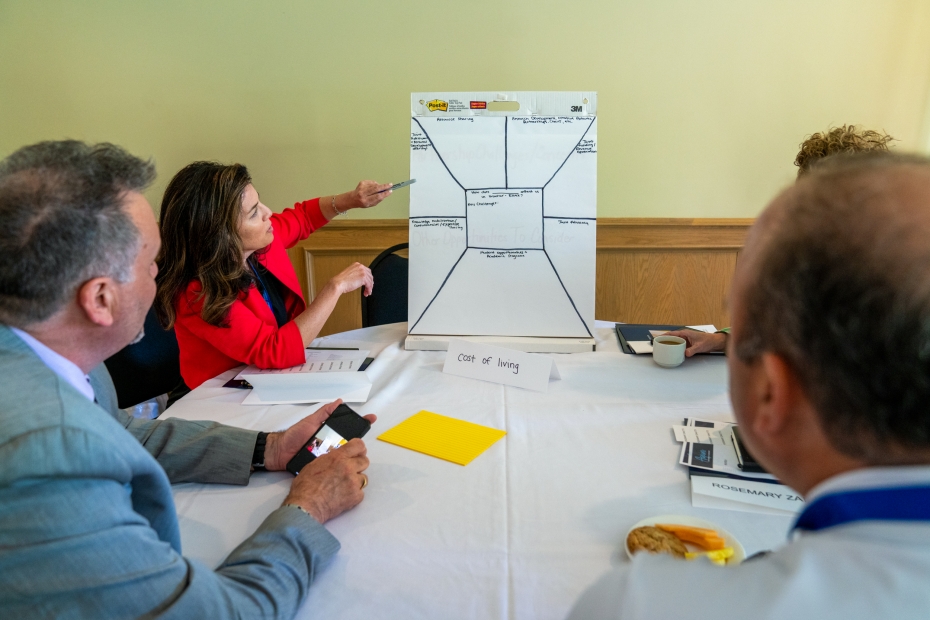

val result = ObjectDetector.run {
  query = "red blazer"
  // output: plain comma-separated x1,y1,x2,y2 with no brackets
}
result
174,198,328,388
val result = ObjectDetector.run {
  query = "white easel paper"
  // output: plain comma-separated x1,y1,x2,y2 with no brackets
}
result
442,339,560,392
408,91,597,338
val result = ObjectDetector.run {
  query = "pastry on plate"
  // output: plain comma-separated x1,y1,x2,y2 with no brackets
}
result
626,525,688,558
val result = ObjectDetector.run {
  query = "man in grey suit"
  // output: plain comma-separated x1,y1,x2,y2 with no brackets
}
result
0,140,373,619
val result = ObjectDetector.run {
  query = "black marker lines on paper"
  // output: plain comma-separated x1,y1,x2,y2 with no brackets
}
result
412,117,465,191
543,116,596,189
543,249,593,337
409,248,468,333
410,115,595,337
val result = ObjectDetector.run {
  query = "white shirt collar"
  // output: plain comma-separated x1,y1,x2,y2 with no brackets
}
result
807,465,930,503
10,326,96,402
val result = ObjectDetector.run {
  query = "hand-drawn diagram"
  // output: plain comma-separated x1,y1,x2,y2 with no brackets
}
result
408,92,597,338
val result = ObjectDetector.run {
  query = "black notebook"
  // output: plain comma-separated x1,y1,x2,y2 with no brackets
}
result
614,323,725,355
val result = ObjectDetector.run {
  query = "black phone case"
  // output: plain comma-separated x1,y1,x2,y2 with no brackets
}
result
286,404,371,475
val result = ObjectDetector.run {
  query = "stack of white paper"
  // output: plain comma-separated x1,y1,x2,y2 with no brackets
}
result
238,350,372,405
675,418,776,482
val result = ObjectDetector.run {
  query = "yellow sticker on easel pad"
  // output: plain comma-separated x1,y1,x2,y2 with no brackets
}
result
377,410,506,466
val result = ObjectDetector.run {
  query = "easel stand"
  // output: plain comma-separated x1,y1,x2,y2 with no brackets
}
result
405,334,595,353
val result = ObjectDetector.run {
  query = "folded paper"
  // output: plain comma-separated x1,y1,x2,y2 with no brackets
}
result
442,339,560,392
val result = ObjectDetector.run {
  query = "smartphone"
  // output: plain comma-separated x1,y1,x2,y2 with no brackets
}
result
731,426,767,474
286,404,371,475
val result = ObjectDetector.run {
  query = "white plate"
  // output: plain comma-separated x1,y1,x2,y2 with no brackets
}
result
625,514,746,565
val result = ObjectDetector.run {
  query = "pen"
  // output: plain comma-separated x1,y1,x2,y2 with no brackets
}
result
369,178,416,195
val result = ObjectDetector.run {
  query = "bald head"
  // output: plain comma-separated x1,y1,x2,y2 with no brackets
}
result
732,154,930,463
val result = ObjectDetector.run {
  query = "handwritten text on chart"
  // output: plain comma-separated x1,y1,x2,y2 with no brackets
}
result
411,134,430,151
511,117,592,126
479,250,528,260
413,218,464,231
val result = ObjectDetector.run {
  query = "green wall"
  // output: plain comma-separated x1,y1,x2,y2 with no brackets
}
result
2,0,929,218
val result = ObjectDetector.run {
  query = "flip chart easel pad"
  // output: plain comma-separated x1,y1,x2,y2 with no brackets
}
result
408,91,596,339
377,411,506,466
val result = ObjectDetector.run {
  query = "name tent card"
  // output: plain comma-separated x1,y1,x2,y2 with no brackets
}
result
690,474,804,516
442,339,560,392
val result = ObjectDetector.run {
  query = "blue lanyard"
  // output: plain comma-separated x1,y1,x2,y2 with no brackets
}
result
249,261,275,315
792,485,930,532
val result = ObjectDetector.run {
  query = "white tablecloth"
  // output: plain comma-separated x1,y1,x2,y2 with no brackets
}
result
165,321,793,620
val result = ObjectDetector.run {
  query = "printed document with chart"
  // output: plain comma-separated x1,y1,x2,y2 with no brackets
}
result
408,92,597,338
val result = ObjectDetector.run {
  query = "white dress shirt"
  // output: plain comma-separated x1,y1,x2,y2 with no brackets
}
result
10,327,95,402
568,465,930,620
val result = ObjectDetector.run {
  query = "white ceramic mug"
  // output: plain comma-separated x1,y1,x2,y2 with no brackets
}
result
652,335,686,368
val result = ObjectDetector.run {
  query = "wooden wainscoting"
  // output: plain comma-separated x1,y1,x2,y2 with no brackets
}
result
287,220,409,337
596,219,752,329
288,218,753,337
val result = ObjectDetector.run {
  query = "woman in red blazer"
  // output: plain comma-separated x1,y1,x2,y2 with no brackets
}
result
154,162,392,390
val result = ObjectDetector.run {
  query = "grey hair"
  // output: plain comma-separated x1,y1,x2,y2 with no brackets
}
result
735,152,930,461
0,140,155,325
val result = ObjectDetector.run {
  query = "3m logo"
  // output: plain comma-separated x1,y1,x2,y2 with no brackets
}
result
427,99,448,112
570,105,583,112
470,101,487,109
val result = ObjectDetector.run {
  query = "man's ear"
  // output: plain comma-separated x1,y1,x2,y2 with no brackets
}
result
76,277,118,327
751,352,802,440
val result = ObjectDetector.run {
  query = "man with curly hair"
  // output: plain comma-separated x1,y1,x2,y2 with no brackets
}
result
795,125,894,176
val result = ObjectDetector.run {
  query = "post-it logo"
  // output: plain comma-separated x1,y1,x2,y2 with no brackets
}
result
427,99,448,112
470,101,487,110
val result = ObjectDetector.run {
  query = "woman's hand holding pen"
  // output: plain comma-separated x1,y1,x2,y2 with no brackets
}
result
327,181,393,217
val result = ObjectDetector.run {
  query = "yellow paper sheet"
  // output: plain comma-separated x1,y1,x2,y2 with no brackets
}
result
377,411,506,466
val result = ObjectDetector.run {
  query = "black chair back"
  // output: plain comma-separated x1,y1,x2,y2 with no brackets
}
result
104,306,182,409
362,243,409,328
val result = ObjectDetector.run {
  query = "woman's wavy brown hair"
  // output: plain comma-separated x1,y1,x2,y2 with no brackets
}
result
795,125,894,177
155,162,255,329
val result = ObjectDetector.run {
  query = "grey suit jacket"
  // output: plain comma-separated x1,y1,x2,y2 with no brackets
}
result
0,325,339,619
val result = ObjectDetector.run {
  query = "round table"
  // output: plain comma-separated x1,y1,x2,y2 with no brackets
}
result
165,321,793,620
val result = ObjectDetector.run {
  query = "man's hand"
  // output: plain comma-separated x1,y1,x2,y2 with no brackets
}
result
664,330,727,357
284,438,370,523
263,400,377,472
